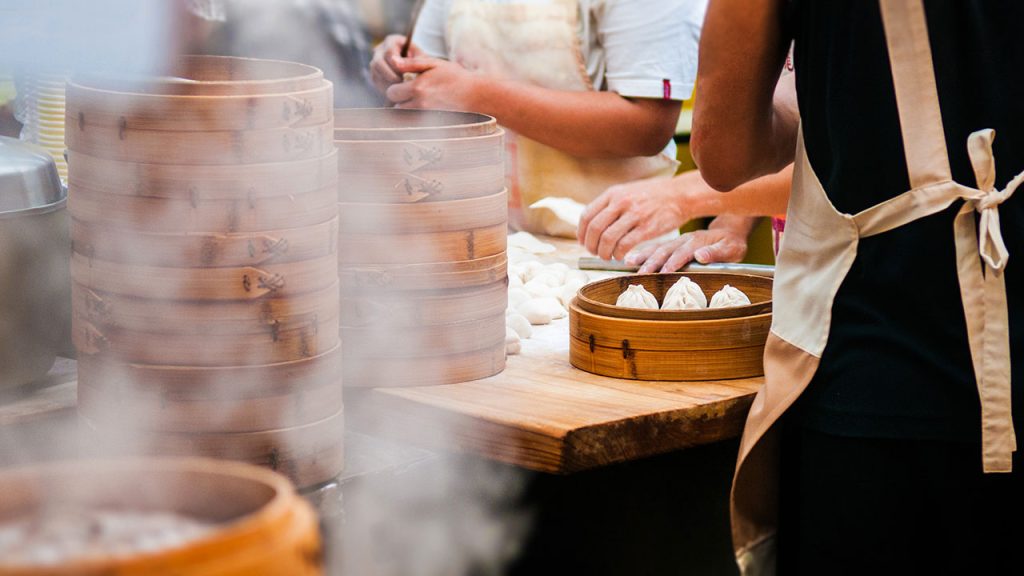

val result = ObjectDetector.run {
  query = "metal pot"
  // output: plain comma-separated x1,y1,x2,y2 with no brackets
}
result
0,136,71,391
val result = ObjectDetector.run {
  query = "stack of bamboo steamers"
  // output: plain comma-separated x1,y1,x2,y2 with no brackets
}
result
335,109,508,387
67,56,343,488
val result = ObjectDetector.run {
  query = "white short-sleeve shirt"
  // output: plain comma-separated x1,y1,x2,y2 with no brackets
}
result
412,0,707,101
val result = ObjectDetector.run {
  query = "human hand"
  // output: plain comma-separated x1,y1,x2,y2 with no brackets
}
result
578,171,704,261
370,35,424,96
626,215,757,273
385,57,481,110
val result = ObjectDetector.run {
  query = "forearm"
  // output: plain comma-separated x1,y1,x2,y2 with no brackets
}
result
690,0,795,190
675,164,793,218
469,79,680,159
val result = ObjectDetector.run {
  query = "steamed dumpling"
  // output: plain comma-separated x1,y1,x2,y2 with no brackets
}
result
616,284,659,309
661,277,707,310
709,284,752,308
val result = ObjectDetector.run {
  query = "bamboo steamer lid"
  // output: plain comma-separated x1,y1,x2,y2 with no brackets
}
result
67,150,338,200
72,282,339,336
0,458,322,575
81,410,345,489
69,185,337,233
72,217,338,268
334,108,496,140
568,272,773,381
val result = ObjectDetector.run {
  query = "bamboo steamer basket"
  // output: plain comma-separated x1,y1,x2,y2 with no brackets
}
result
569,272,773,381
0,458,322,576
335,109,507,387
67,151,337,200
81,410,345,489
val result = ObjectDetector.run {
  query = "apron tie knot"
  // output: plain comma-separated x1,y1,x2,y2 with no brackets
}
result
966,129,1021,272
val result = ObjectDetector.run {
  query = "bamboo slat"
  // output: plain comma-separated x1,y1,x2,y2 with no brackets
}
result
340,280,506,327
72,217,338,268
344,341,506,388
67,150,337,200
338,252,507,291
334,108,495,140
337,189,506,233
69,185,337,233
337,163,504,203
335,133,503,174
342,313,505,359
71,253,338,301
337,223,506,265
568,336,766,381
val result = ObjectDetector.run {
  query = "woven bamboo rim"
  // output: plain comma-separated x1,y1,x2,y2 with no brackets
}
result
67,81,332,132
68,185,337,233
569,300,771,351
334,108,497,140
81,409,345,489
336,131,503,173
0,458,322,576
67,150,337,200
576,272,773,321
77,377,342,434
568,335,766,381
343,340,505,387
76,344,341,399
72,253,338,301
73,308,339,365
72,217,338,268
67,121,334,165
73,282,338,336
339,252,506,291
72,55,324,96
341,312,505,359
337,223,506,265
337,163,504,203
341,279,506,327
337,189,506,233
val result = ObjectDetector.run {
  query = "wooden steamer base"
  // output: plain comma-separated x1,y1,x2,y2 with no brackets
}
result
569,272,773,381
335,109,508,387
67,56,344,488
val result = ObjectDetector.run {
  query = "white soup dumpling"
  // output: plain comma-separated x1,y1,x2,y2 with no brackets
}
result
661,276,707,310
615,284,659,309
709,284,752,308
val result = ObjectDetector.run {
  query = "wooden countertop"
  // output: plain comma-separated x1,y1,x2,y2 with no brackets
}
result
359,237,763,475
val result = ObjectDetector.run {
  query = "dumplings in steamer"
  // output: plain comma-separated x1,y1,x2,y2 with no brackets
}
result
615,284,659,309
709,284,752,308
660,277,707,310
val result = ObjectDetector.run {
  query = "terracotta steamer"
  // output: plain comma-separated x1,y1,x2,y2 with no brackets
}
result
67,56,343,488
334,109,507,387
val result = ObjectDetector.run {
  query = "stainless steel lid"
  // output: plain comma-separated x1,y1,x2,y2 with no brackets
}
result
0,136,66,217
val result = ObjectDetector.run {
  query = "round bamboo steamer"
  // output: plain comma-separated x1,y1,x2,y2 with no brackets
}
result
66,82,332,132
71,253,338,301
66,121,334,165
72,282,339,336
76,344,341,400
339,252,506,292
337,223,506,265
72,55,324,97
81,409,345,489
338,189,505,233
77,374,342,434
341,280,507,327
72,217,338,268
0,459,323,576
344,340,506,388
334,108,496,140
67,150,337,200
69,185,337,233
338,163,504,203
568,272,773,381
342,313,505,359
73,307,338,365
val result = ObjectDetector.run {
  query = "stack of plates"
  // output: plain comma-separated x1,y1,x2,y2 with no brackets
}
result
17,73,68,181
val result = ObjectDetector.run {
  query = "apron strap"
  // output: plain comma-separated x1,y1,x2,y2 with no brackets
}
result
879,0,952,188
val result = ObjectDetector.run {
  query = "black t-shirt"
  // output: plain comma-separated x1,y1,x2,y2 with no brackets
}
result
790,0,1024,441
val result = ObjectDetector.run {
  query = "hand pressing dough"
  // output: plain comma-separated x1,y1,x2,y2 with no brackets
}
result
709,284,752,308
661,276,707,310
506,312,533,339
505,327,522,355
616,284,659,309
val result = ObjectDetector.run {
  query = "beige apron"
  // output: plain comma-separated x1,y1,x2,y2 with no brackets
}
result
444,0,679,235
732,1,1022,573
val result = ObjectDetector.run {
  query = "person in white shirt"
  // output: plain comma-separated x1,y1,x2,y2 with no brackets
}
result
370,0,707,235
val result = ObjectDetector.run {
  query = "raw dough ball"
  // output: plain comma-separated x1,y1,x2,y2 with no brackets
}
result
559,279,587,308
616,284,659,309
661,276,707,310
517,299,555,325
508,263,529,284
532,271,563,288
508,287,531,309
543,262,570,283
507,231,557,254
508,274,523,288
533,296,567,319
709,284,752,308
506,313,533,339
564,269,590,286
521,261,545,282
505,327,522,355
523,278,553,298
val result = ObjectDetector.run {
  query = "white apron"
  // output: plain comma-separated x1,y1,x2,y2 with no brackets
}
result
444,0,679,236
732,0,1021,573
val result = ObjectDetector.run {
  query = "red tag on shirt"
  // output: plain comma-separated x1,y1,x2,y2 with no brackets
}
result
662,79,671,99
